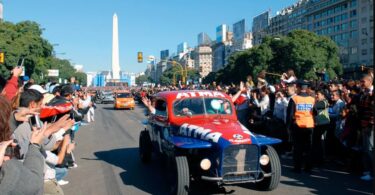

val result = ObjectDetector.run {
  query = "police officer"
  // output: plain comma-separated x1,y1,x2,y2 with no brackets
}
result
286,80,315,173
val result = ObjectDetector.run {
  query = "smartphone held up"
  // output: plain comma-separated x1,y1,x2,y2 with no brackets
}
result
29,114,43,129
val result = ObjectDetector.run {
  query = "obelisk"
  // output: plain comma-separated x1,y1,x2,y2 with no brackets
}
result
112,13,120,80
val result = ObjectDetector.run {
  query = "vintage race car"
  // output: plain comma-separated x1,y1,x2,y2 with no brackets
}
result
139,90,281,195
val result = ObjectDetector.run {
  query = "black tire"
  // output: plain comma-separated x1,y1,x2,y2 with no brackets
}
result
139,130,152,163
168,156,190,195
256,145,281,191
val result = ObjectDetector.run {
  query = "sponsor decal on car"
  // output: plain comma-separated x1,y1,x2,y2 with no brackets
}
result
228,133,251,143
233,134,243,140
179,123,222,143
176,91,226,99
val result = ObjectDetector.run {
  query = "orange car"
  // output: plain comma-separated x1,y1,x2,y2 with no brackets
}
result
114,92,135,110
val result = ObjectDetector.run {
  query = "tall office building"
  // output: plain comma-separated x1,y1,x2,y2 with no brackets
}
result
198,32,212,46
233,19,246,41
232,19,247,51
177,42,188,54
252,11,270,45
160,49,169,60
216,24,229,43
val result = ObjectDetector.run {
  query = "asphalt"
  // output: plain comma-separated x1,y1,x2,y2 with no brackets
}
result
62,103,374,195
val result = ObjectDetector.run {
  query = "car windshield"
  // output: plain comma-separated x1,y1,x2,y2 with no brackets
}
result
102,91,113,95
117,93,131,98
173,97,232,116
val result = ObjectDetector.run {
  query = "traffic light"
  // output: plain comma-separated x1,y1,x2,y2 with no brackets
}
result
199,66,203,72
137,52,143,63
0,51,4,64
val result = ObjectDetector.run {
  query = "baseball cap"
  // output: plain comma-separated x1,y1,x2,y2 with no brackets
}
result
29,85,48,94
297,80,310,88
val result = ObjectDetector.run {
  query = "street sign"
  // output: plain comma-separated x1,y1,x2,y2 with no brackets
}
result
47,69,59,77
0,51,4,64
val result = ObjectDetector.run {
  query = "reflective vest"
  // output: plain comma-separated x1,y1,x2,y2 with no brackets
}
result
292,95,315,128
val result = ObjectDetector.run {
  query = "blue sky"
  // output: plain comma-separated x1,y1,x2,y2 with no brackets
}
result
3,0,297,73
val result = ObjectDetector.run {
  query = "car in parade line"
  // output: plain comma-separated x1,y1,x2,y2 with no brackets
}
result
95,90,115,104
139,90,282,195
114,91,135,110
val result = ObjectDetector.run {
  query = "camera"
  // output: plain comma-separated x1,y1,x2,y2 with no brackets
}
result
29,114,42,129
5,144,21,159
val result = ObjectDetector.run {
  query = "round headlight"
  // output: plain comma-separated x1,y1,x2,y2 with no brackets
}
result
259,154,270,166
200,158,211,170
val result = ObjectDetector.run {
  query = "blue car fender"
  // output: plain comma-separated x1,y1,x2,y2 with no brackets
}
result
251,134,282,146
167,136,212,149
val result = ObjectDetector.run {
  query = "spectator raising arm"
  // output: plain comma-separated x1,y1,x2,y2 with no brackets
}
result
3,66,23,101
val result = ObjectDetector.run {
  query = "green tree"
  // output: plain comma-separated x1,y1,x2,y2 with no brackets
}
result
136,75,151,85
0,21,53,81
205,30,343,84
0,21,84,85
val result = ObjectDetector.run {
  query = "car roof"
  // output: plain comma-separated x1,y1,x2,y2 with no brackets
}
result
155,90,231,102
115,90,130,93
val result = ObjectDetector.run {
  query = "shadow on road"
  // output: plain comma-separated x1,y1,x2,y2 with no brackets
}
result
92,147,243,195
93,147,168,195
277,158,373,195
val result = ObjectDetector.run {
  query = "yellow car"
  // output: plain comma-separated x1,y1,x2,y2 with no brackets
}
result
114,92,135,110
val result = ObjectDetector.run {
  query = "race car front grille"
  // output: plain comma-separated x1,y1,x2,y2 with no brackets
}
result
221,145,259,183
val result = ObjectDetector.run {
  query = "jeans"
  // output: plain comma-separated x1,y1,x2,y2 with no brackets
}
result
55,167,68,181
362,126,374,175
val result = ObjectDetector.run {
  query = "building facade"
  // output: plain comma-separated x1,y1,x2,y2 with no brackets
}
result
177,42,188,54
198,32,212,46
216,24,229,43
262,0,373,71
253,11,271,45
194,45,212,78
212,42,226,72
86,72,97,87
305,0,373,68
160,49,169,60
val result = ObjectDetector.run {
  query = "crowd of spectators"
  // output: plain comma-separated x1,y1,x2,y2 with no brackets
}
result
0,67,95,194
139,68,374,181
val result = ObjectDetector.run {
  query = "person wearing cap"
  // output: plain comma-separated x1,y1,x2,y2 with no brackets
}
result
286,80,315,173
28,84,55,105
47,84,82,122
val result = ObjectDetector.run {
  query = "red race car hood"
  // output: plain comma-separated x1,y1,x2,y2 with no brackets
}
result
176,118,252,144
